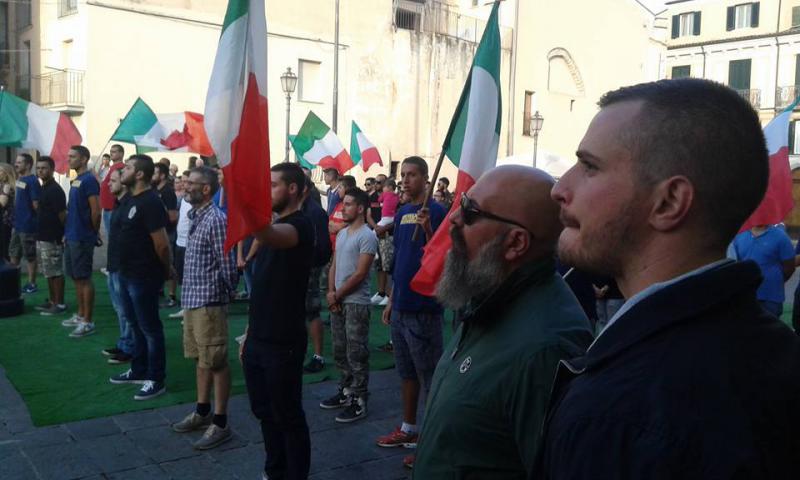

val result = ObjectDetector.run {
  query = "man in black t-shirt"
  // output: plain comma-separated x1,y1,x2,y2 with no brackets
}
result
34,156,67,316
109,155,171,402
241,162,314,480
153,162,179,307
366,176,382,228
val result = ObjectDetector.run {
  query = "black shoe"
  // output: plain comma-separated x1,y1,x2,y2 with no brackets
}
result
319,391,349,410
303,357,324,374
160,297,177,308
377,341,393,353
335,396,367,423
108,353,132,365
102,347,123,357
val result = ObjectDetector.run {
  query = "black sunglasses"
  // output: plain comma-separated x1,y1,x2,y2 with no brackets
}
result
460,193,530,233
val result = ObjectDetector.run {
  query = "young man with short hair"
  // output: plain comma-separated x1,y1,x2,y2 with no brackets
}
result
324,167,341,215
34,156,67,316
320,187,377,423
153,162,179,308
172,166,238,449
61,145,101,338
169,170,193,319
99,144,125,236
109,155,171,401
11,153,40,293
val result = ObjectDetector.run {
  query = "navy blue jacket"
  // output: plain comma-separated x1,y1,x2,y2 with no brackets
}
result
540,260,800,479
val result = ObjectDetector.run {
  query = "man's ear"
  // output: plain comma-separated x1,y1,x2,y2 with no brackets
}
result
503,228,531,262
648,176,694,232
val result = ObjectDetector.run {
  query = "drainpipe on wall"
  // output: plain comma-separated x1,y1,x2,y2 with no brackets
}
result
507,0,520,156
700,44,706,78
774,0,783,114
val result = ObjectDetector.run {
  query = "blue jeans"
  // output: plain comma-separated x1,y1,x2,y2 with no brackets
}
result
118,274,166,382
108,271,135,355
102,210,112,238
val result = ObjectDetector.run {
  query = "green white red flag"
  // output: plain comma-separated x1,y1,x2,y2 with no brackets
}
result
204,0,271,251
291,111,353,175
0,89,82,173
111,98,213,155
411,1,502,296
350,121,383,171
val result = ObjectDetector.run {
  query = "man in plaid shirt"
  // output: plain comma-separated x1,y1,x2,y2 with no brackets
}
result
171,166,238,450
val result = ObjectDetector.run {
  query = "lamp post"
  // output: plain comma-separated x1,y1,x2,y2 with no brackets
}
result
531,110,544,168
280,67,298,162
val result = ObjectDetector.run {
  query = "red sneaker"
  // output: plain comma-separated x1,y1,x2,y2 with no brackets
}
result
376,426,418,448
403,454,415,469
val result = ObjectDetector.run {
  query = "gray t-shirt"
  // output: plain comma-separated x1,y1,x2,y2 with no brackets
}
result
334,224,378,305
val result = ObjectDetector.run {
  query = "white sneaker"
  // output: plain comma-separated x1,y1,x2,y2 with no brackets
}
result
168,309,185,319
370,293,384,305
100,268,109,277
235,334,246,344
378,296,389,306
69,322,96,338
61,314,83,327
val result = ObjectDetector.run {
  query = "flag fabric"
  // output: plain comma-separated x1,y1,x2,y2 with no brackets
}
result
111,98,213,156
739,98,800,232
350,121,383,171
291,111,353,175
0,89,82,173
204,0,271,252
410,1,502,296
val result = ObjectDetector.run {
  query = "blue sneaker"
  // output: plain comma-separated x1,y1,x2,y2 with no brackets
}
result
109,369,147,385
134,380,166,401
21,283,38,294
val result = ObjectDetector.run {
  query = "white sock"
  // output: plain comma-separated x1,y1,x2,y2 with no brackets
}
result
401,422,417,434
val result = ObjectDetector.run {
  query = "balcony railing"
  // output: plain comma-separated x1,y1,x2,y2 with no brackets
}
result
392,0,511,48
37,69,84,113
776,85,800,109
735,88,761,109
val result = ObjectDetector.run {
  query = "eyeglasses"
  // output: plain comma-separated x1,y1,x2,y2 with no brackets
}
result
460,193,530,233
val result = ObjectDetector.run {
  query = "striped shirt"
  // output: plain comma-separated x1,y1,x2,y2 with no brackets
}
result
181,202,238,309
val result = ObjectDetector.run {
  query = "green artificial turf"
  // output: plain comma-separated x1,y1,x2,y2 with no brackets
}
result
0,272,411,427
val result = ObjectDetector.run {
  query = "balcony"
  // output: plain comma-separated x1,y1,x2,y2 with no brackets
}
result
776,85,800,110
735,88,761,109
392,0,511,48
36,69,84,113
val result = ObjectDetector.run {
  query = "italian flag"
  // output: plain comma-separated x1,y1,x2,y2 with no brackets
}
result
291,111,353,175
740,97,799,231
411,1,502,296
350,121,383,172
0,89,82,173
111,98,213,156
204,0,270,251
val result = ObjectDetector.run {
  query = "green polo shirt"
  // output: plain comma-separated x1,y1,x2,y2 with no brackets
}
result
413,258,593,479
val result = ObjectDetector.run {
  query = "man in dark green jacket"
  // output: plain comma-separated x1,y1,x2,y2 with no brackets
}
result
413,165,593,478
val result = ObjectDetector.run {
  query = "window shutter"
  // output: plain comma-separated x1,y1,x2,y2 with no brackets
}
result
790,121,796,155
694,12,701,35
795,55,800,87
793,6,800,28
672,15,679,38
727,6,735,31
751,2,760,28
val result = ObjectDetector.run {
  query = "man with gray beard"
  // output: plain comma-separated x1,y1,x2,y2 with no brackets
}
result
411,165,593,479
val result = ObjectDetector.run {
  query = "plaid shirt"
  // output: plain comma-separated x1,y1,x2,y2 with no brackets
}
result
181,202,238,309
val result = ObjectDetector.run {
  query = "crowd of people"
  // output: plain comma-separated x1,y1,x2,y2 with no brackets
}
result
1,77,800,479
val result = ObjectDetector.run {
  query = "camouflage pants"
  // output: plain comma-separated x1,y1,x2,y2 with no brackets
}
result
330,303,371,397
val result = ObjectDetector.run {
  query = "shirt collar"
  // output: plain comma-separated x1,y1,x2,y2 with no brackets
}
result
188,201,214,220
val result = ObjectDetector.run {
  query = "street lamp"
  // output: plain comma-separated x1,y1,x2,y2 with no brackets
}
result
280,67,298,162
531,110,544,168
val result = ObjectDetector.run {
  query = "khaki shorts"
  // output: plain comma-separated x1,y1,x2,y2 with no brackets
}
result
183,305,229,370
36,241,64,278
9,230,37,262
375,235,394,273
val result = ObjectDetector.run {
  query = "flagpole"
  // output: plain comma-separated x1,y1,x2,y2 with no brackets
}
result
411,149,447,242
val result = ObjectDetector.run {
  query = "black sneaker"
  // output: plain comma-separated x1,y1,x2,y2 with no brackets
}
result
109,369,147,385
303,356,324,374
160,297,177,308
134,380,166,401
319,391,349,410
377,341,393,353
108,353,132,365
335,396,367,423
34,300,53,312
102,347,123,357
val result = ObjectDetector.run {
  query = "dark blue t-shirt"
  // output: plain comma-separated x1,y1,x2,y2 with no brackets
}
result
392,200,447,313
326,187,341,216
302,199,332,267
13,174,40,233
65,171,100,243
733,226,795,303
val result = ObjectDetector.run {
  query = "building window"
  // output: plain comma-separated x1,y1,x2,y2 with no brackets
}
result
59,0,78,18
728,59,751,91
727,2,759,31
0,2,8,68
793,6,800,28
671,12,701,38
298,59,322,103
394,0,424,31
790,120,800,155
523,91,534,137
16,0,31,29
17,41,31,100
671,65,691,79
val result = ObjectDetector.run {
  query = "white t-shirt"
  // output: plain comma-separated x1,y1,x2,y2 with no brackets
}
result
176,198,192,247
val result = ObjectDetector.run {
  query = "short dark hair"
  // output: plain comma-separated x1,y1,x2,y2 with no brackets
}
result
344,187,369,211
129,154,155,182
154,163,169,177
111,144,125,155
365,177,375,184
190,166,220,196
17,153,33,167
182,170,191,177
101,153,111,159
598,78,767,247
402,156,428,177
340,175,357,190
303,175,315,194
271,162,305,196
438,177,450,186
37,156,55,170
71,145,91,161
386,178,396,189
323,168,339,179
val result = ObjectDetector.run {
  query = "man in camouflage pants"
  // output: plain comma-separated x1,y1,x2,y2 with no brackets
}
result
320,188,377,423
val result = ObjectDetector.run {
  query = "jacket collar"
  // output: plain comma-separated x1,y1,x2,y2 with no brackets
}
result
573,260,763,371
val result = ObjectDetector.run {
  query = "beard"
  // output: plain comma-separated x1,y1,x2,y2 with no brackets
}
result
435,228,509,310
272,195,288,213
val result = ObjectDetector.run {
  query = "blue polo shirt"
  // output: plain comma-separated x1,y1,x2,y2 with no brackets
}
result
733,226,795,303
13,174,41,233
391,200,447,313
65,171,100,243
